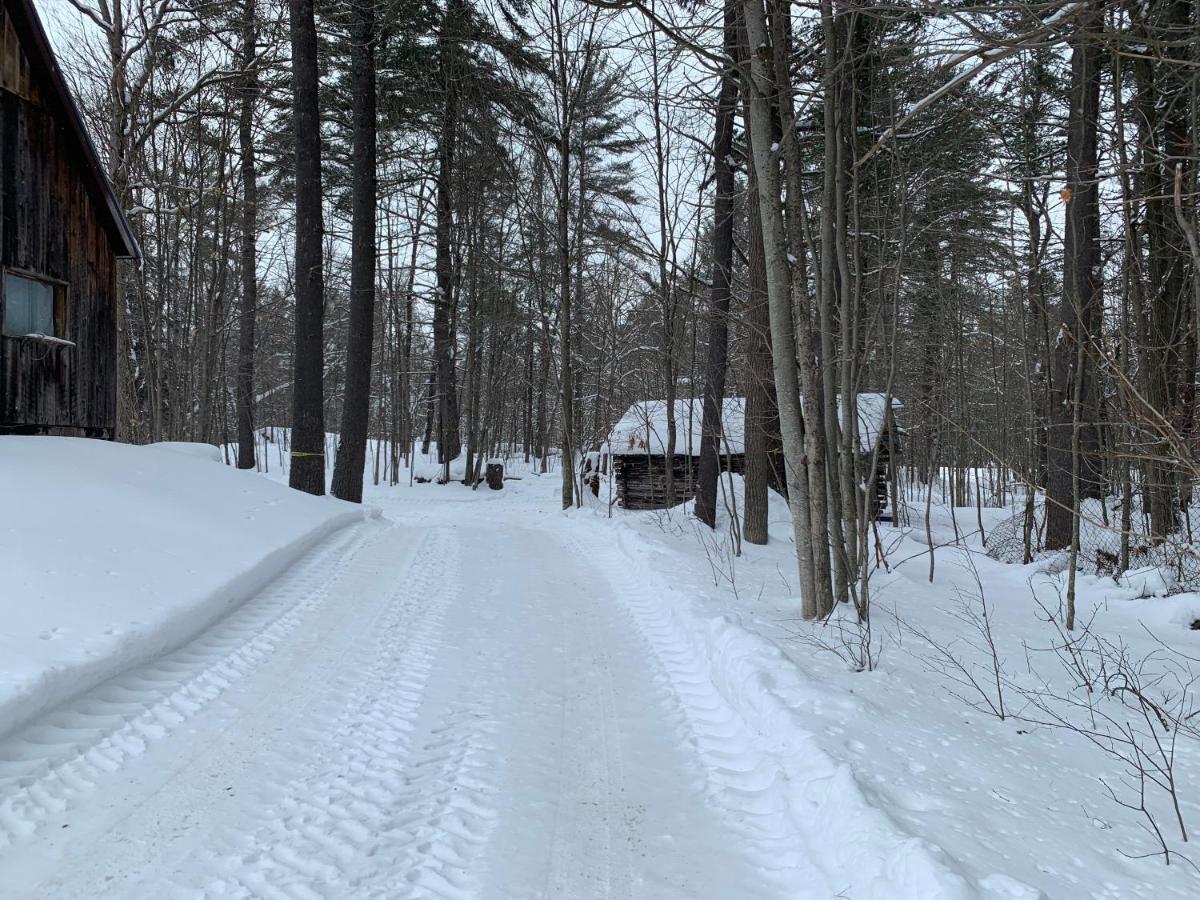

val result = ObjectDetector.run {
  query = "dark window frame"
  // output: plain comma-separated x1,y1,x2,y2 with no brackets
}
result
1,268,67,340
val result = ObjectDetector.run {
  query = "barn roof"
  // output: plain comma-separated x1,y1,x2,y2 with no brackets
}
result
607,393,901,458
6,0,140,260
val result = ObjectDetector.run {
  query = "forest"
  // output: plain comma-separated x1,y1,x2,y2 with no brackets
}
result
52,0,1200,621
2,0,1200,891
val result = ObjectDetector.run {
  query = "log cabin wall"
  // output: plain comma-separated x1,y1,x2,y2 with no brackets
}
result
614,454,747,511
609,401,903,514
613,433,898,515
0,3,118,437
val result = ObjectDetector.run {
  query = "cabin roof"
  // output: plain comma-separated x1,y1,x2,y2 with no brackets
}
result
607,393,901,458
608,398,747,457
6,0,140,260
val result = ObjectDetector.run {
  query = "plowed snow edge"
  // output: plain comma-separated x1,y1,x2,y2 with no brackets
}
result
561,513,983,900
0,505,370,742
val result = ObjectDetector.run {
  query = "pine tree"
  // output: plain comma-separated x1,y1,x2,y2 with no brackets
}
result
287,0,327,495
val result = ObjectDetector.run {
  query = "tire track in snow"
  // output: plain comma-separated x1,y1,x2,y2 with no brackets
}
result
560,518,978,900
0,523,373,850
144,525,501,900
541,560,640,900
557,522,833,898
381,698,499,900
467,522,777,900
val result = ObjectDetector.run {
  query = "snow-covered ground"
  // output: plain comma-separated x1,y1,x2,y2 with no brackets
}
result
577,478,1200,899
0,437,363,737
2,436,1198,898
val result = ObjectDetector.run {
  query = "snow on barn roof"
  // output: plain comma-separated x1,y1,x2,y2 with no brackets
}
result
607,393,900,457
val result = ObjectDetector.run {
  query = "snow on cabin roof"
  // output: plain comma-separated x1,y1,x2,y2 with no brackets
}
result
608,398,746,457
853,392,903,453
607,394,900,457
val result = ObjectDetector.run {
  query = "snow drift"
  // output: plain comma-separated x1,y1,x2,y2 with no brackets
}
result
0,437,364,737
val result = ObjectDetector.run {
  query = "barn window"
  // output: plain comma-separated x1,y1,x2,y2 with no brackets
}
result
3,272,62,337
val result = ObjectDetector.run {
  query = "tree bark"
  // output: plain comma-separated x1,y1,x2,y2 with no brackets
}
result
106,0,134,442
741,0,820,615
558,121,575,509
287,0,326,495
235,0,258,470
695,0,738,529
331,0,378,503
1045,2,1102,549
742,149,778,545
819,0,850,603
1135,0,1193,542
774,0,832,610
433,0,464,469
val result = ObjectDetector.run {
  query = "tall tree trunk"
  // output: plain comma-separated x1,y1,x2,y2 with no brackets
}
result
401,202,421,464
833,14,860,590
1045,2,1102,549
774,0,833,609
331,0,378,503
197,143,230,446
742,0,820,615
1136,0,1193,541
558,125,575,509
287,0,326,495
819,0,850,603
695,0,738,529
106,1,134,442
462,214,483,485
742,157,778,544
434,0,464,469
235,0,259,470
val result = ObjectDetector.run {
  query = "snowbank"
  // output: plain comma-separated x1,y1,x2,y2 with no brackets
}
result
0,437,364,737
561,513,977,899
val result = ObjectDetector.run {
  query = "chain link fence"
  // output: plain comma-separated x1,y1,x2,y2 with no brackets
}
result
985,497,1200,594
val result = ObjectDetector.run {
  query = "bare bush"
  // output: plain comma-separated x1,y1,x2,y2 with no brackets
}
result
1012,601,1199,867
897,551,1008,719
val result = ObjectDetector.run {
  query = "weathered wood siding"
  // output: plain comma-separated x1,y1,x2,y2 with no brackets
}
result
615,438,898,516
0,6,36,102
0,4,117,436
614,454,746,511
871,426,901,521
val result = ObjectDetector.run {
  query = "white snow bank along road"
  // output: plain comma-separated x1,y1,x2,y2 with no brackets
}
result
556,513,983,900
0,436,364,736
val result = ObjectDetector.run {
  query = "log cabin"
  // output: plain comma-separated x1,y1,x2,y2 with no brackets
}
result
607,394,903,516
606,397,751,511
0,0,140,439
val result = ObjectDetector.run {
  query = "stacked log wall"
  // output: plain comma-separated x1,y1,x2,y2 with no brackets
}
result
614,453,746,511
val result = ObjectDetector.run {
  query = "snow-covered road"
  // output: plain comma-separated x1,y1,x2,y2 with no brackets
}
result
0,509,796,899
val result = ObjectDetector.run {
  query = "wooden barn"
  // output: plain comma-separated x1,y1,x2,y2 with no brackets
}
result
0,0,140,439
607,394,902,515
